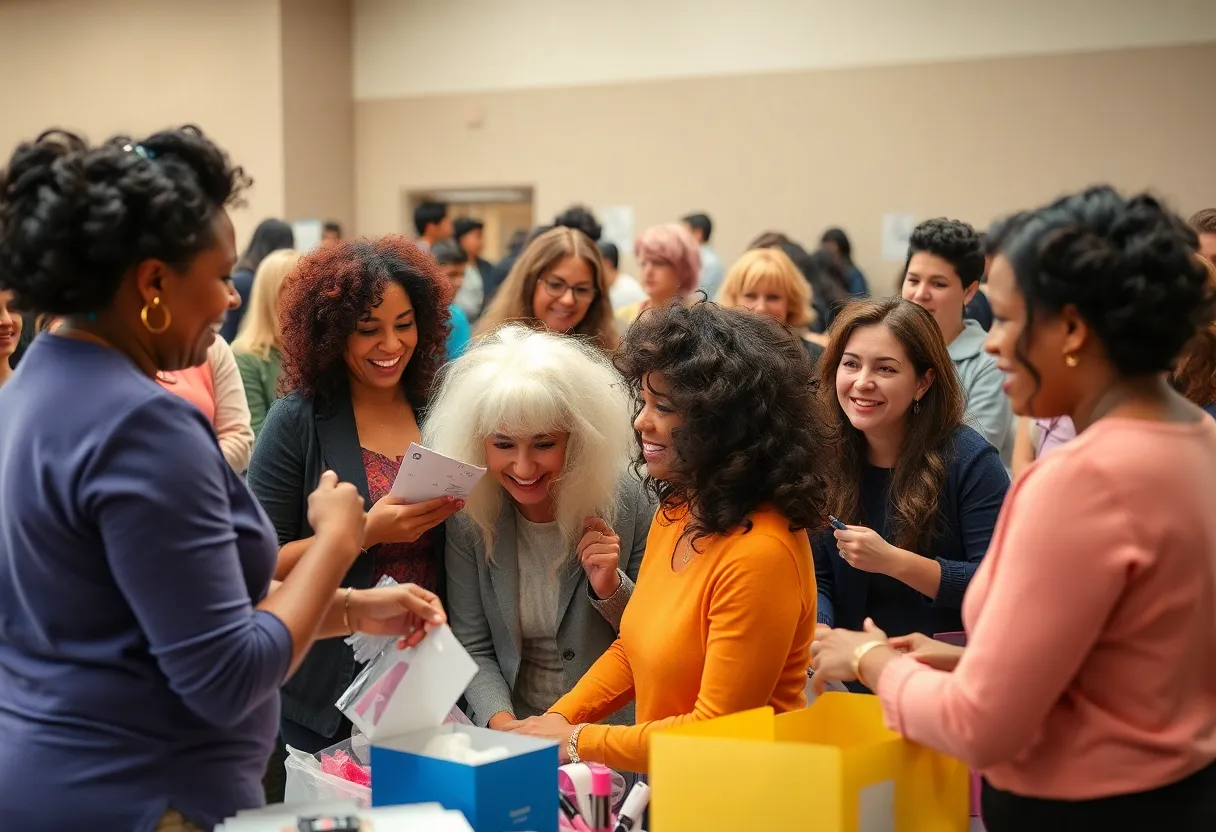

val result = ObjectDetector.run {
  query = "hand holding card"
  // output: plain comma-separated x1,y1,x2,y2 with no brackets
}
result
390,443,486,503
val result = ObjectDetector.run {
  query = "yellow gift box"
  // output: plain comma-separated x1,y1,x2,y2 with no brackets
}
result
649,692,969,831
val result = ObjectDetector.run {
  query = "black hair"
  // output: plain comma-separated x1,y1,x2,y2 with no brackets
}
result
323,220,342,236
821,227,853,261
453,217,483,240
992,186,1213,383
614,301,829,543
681,213,713,243
414,200,448,236
904,218,985,289
553,205,601,242
0,126,250,316
237,218,294,272
597,241,620,270
431,239,469,266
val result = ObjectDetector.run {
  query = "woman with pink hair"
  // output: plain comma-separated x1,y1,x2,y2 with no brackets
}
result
615,223,701,330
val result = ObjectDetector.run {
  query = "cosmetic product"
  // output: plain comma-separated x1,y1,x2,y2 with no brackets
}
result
828,515,848,531
611,781,651,832
559,793,593,832
589,766,612,832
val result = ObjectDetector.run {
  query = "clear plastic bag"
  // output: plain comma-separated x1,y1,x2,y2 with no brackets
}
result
283,737,372,808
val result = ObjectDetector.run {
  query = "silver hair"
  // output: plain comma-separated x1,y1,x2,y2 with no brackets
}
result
422,324,636,558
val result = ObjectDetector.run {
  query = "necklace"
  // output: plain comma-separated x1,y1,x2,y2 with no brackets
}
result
675,531,697,566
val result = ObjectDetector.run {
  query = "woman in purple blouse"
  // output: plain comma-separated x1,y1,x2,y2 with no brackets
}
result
0,127,444,831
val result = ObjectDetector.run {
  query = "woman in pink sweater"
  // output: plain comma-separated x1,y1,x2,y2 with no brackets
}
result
813,187,1216,829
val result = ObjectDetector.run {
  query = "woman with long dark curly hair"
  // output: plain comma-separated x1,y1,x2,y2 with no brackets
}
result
811,298,1009,658
247,235,459,756
1173,254,1216,417
813,187,1216,829
510,302,827,773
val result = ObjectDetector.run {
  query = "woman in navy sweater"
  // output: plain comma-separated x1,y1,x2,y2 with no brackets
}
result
813,298,1009,644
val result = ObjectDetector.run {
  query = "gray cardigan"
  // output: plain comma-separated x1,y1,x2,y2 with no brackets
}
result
447,473,655,727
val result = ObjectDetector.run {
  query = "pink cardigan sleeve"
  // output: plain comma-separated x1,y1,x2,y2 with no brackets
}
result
208,336,254,474
876,455,1142,769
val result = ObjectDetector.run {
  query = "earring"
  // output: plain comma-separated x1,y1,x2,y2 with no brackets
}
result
1064,354,1079,368
141,296,171,334
913,398,921,414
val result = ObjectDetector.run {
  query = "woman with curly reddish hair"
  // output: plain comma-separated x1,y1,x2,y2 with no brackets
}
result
248,235,459,755
511,301,828,773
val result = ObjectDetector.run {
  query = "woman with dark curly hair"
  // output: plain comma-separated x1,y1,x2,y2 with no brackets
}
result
811,298,1008,659
0,128,443,831
813,187,1216,829
247,234,459,756
1173,254,1216,417
510,302,827,773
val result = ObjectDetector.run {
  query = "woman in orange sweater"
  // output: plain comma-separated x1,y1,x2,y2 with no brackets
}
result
510,301,829,772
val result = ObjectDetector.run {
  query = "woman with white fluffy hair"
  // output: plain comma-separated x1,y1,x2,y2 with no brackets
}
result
424,324,655,729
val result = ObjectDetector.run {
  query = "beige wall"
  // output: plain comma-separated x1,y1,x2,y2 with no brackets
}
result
355,44,1216,284
0,0,286,247
281,0,355,232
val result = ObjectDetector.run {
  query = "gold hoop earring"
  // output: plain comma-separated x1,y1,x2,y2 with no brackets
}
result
1064,354,1079,368
141,296,171,334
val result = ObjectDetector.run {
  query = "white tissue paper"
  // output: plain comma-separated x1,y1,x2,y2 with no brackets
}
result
420,731,511,765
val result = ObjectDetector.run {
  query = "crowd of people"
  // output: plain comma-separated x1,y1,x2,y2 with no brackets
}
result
1,125,1215,832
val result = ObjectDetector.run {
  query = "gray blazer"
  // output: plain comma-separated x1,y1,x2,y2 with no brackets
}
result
447,473,655,727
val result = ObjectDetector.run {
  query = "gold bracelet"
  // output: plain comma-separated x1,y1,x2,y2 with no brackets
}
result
852,640,887,689
343,587,354,635
566,722,588,764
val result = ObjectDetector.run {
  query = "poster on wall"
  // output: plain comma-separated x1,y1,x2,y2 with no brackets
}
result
598,205,635,252
880,213,916,262
292,219,323,253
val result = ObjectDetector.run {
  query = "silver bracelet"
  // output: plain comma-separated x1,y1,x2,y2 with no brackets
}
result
567,722,588,764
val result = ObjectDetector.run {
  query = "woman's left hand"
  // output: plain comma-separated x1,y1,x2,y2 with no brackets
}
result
348,584,446,649
834,524,902,575
809,618,889,694
506,712,576,762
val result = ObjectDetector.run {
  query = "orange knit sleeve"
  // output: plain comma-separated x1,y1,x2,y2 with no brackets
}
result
572,533,809,772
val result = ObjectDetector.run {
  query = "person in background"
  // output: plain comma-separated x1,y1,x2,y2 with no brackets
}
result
963,233,995,331
248,235,459,755
232,249,301,438
749,232,849,330
484,224,554,309
716,247,825,365
1173,254,1216,418
812,187,1216,830
510,302,828,773
1011,416,1077,479
0,288,22,388
431,240,473,359
477,227,618,350
413,200,452,251
554,204,602,243
451,218,486,320
425,325,652,728
1191,208,1216,264
615,224,701,330
821,227,869,296
321,220,342,247
901,218,1014,463
597,241,646,311
813,299,1008,663
681,212,724,300
219,218,294,342
0,125,444,832
159,329,255,475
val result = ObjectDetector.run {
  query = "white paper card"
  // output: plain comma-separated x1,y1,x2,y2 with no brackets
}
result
389,442,486,503
881,213,917,262
340,624,478,741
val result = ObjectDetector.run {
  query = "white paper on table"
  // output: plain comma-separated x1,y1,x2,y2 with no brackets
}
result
389,442,486,503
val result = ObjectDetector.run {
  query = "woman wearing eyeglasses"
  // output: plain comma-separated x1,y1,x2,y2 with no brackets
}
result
475,227,618,350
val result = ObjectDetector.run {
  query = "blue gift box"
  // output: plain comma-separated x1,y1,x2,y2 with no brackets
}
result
371,725,558,832
338,626,558,832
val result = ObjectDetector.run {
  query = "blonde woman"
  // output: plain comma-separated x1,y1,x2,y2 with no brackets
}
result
476,227,618,350
232,249,301,437
615,224,701,330
716,248,826,364
423,325,654,728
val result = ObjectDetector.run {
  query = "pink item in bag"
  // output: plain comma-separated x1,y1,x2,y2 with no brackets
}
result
319,748,372,788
